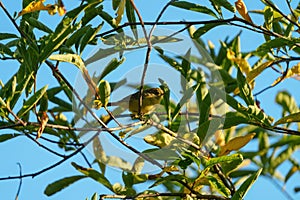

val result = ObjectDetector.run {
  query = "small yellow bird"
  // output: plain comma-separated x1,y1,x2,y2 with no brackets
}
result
109,87,164,115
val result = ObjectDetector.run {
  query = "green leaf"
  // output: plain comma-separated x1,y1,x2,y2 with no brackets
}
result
27,17,53,33
204,153,243,168
44,175,86,196
0,133,21,143
99,58,125,80
49,97,72,111
232,168,262,200
237,68,255,106
207,176,231,197
84,47,124,65
72,162,113,190
275,91,299,115
40,2,102,61
172,84,200,120
197,118,223,143
65,26,91,48
150,174,187,188
0,33,18,40
270,146,295,172
98,80,111,107
223,112,250,129
274,112,300,126
17,85,48,117
9,72,34,110
125,0,137,39
256,38,295,53
193,22,225,38
49,54,86,73
171,1,217,18
0,43,13,56
82,5,103,26
80,23,103,54
210,0,235,13
221,157,244,176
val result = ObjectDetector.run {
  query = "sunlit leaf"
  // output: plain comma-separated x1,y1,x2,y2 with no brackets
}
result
207,176,231,197
275,91,299,115
204,153,243,168
272,63,300,86
115,0,125,26
219,133,256,156
237,68,255,106
235,0,253,23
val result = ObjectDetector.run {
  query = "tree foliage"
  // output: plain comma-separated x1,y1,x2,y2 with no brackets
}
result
0,0,300,199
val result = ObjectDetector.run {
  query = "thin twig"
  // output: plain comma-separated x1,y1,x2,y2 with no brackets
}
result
129,0,150,115
0,131,101,181
100,193,230,200
15,163,22,200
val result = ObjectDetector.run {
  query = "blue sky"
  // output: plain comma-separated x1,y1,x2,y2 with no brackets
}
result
0,0,300,199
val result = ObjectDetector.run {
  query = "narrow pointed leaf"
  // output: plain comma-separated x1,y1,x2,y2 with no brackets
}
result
44,175,86,196
232,168,262,200
171,1,217,18
274,112,300,126
17,85,48,117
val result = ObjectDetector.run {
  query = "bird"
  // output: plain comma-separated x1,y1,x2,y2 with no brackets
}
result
109,87,164,115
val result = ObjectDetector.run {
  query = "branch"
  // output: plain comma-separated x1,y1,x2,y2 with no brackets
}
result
0,131,101,181
100,193,230,200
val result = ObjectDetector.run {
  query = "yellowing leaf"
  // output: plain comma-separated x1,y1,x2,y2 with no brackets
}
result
219,133,256,156
18,0,65,17
227,49,251,75
115,0,126,26
46,4,58,15
57,0,66,16
18,0,49,17
235,0,253,23
272,63,300,86
246,61,273,84
144,132,174,148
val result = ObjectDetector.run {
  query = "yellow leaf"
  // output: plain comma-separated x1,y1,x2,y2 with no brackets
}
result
57,0,66,16
219,133,256,156
18,0,49,17
246,61,273,84
272,63,300,86
144,132,174,148
227,49,251,75
115,0,126,26
46,4,58,15
235,0,253,23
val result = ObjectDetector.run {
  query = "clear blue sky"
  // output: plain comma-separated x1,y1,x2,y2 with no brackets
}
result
0,0,299,200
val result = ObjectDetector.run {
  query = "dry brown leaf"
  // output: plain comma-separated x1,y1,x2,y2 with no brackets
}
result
235,0,253,23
